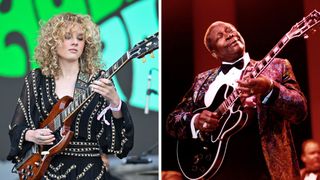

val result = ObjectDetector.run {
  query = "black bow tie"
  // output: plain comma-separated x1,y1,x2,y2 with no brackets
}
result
220,59,244,74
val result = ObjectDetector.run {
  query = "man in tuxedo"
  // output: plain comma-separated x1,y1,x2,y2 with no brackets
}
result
301,139,320,180
166,21,308,179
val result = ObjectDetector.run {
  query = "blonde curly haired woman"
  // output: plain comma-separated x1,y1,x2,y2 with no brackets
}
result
7,13,134,179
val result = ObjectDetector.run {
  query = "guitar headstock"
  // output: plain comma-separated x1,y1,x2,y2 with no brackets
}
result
287,9,320,39
129,32,159,60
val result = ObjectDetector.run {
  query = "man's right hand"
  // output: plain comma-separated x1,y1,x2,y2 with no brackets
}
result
194,110,219,132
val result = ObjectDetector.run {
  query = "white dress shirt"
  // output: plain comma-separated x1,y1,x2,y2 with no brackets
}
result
190,53,250,138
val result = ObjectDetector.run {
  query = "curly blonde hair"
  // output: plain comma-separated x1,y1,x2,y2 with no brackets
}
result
34,13,102,77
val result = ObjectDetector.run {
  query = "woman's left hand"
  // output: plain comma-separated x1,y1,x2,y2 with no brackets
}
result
90,78,121,108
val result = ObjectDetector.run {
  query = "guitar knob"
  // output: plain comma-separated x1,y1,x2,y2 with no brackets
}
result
191,165,198,172
193,156,200,164
199,167,206,173
205,154,212,161
34,161,40,167
198,154,203,160
304,34,309,39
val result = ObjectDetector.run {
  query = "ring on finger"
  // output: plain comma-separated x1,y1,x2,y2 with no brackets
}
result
203,122,208,128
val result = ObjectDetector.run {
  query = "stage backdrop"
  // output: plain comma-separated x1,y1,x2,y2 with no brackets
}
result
0,0,159,165
162,0,319,172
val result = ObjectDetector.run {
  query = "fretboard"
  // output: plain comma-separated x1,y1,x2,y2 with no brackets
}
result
49,52,131,131
47,32,159,130
215,33,290,115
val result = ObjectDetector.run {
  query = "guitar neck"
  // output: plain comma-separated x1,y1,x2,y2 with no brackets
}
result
49,32,159,130
50,52,131,131
215,34,291,116
103,52,131,80
250,33,291,79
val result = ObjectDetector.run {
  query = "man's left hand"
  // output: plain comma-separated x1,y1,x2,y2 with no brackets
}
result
237,75,272,98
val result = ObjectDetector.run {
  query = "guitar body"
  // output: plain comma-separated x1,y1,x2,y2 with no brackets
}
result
177,83,248,179
17,96,75,180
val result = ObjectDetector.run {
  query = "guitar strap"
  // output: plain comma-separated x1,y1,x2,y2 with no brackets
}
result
74,71,91,99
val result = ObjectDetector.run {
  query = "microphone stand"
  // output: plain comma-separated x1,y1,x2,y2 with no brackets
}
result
144,68,158,114
124,143,158,164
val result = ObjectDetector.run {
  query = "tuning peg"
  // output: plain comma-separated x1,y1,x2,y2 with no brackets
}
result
150,52,155,58
303,34,309,39
141,57,146,63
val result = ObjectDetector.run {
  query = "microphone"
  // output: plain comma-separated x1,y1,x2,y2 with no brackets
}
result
144,70,152,114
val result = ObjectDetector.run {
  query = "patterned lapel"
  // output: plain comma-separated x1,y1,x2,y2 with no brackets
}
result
193,68,219,107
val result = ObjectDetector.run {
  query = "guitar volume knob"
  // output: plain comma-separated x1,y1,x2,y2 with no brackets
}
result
34,161,40,167
191,165,198,172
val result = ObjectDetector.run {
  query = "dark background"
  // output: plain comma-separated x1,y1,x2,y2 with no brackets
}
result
162,0,319,172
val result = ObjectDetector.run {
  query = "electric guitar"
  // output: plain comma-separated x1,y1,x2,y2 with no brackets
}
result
14,32,158,180
177,10,320,180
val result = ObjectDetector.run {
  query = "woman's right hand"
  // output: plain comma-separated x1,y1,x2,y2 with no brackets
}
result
25,129,55,145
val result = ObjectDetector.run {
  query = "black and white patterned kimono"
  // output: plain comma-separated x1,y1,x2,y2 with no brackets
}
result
7,68,134,179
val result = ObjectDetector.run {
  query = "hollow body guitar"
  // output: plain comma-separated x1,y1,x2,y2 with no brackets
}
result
176,10,320,180
177,82,248,179
15,32,159,180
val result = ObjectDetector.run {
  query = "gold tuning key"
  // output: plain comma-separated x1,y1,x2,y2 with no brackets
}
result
141,57,146,63
150,52,155,58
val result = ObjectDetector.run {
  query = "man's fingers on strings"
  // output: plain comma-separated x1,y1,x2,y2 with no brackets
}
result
203,122,208,128
250,89,254,95
238,86,251,97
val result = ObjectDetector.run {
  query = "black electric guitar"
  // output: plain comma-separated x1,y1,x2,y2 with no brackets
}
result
177,10,320,180
14,32,158,180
